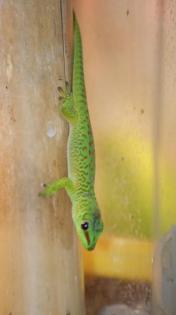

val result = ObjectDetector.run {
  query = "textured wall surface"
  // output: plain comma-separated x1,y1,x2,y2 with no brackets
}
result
0,1,85,314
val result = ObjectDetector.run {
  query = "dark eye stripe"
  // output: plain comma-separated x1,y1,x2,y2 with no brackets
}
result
81,222,89,230
85,230,90,244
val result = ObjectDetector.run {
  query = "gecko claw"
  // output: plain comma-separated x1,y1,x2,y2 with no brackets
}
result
59,95,64,101
38,191,45,197
57,86,66,98
38,183,48,197
57,86,64,93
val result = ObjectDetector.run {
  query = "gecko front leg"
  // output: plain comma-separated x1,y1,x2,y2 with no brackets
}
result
39,177,74,200
39,88,76,202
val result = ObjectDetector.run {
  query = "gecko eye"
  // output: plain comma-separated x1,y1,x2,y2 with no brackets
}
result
81,221,89,230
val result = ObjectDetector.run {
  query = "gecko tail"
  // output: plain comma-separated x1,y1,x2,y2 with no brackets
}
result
73,11,80,35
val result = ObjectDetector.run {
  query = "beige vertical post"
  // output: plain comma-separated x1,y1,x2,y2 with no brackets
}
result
0,0,85,314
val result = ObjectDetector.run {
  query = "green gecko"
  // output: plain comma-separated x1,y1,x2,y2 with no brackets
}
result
39,13,104,250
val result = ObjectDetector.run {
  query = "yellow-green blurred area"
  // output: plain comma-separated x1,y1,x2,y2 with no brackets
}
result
83,133,176,281
96,133,176,239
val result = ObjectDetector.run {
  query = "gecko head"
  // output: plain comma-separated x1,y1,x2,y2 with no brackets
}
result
73,198,104,251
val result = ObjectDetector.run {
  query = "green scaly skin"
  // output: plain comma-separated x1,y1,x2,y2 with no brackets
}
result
39,13,104,250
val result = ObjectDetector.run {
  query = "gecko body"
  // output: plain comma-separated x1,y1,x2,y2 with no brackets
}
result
39,13,103,250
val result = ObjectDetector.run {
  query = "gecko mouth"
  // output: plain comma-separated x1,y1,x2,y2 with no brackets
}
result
84,231,90,244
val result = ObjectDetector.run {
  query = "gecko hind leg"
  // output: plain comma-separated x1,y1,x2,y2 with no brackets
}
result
39,177,74,199
58,86,77,125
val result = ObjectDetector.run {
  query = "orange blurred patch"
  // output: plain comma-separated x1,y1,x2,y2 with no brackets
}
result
83,234,153,281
